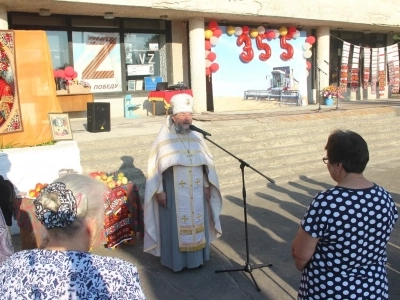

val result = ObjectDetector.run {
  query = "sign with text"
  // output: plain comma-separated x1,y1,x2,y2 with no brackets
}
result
72,32,122,93
144,76,163,91
127,64,154,76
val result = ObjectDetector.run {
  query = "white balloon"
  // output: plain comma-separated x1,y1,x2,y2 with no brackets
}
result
303,50,312,58
257,26,266,34
205,50,210,58
302,42,312,51
205,59,212,68
234,27,242,36
293,30,300,39
210,36,219,46
273,29,280,39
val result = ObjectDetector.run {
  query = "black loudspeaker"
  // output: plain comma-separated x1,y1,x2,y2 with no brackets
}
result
87,102,111,133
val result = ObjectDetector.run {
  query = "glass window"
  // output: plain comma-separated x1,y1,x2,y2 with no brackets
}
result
11,14,67,26
71,16,119,28
46,31,70,70
123,19,166,30
124,33,167,91
72,32,122,93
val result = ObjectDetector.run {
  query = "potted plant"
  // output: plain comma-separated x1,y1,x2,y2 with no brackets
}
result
321,85,342,106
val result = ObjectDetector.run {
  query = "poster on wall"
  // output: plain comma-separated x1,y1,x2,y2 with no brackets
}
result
127,64,154,76
0,31,23,134
72,32,122,93
211,26,308,103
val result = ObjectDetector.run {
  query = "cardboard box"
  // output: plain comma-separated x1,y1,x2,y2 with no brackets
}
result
56,89,68,95
68,84,91,94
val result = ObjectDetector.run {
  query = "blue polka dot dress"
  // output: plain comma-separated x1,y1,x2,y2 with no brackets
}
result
298,184,398,300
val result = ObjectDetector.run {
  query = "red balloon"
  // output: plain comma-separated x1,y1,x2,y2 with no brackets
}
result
306,36,316,45
73,71,78,79
55,69,65,78
206,67,211,76
213,28,222,38
288,26,297,34
242,26,250,34
306,61,312,70
266,31,275,39
237,34,254,63
205,40,212,50
208,21,219,31
64,66,75,77
207,52,217,62
286,33,293,40
256,34,271,61
210,63,219,73
65,76,72,81
280,36,294,60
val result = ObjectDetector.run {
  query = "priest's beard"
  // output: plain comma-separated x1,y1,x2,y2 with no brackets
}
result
175,124,190,134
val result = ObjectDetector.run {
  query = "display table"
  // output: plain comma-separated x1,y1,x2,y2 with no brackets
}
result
13,182,144,250
57,93,94,112
148,89,193,116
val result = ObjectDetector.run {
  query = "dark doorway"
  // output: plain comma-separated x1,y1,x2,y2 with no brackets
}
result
206,75,214,111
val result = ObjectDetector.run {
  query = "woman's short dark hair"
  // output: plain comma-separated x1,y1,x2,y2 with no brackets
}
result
325,130,369,173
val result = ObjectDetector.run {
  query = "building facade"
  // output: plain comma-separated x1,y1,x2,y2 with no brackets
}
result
0,0,398,117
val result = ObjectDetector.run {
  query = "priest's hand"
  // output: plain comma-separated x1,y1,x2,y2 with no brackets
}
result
156,192,167,207
205,187,211,202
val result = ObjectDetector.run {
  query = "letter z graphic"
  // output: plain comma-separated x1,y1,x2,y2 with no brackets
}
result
82,38,116,79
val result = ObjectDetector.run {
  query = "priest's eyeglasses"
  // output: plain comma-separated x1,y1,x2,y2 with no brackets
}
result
322,157,329,164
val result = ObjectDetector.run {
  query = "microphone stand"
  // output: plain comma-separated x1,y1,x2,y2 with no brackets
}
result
201,134,275,292
314,66,327,112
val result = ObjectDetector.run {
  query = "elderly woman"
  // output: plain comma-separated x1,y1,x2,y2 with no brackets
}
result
0,174,146,299
292,130,398,299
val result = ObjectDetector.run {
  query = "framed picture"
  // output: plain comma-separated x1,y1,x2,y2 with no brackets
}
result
48,113,73,141
127,80,136,91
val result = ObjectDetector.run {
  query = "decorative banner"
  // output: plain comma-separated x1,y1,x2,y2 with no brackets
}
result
0,31,22,134
72,32,122,93
386,44,399,94
351,46,360,91
371,48,378,94
340,42,350,89
363,48,371,89
378,47,386,96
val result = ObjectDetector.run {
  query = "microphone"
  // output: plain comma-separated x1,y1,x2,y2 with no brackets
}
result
189,125,211,136
324,60,329,65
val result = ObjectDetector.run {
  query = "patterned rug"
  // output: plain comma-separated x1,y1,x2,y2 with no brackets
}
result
103,183,144,248
0,31,22,134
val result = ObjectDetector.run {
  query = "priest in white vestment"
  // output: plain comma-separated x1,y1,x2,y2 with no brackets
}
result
144,93,223,272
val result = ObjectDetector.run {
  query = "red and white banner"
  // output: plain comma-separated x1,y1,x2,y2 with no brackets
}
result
378,47,386,96
340,42,350,89
363,48,371,89
72,32,122,93
351,46,360,91
371,49,378,95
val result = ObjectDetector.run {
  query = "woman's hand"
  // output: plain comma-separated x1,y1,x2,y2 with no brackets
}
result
291,227,319,271
155,192,167,207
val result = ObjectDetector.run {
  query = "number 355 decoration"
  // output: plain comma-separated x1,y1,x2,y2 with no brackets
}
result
204,21,316,75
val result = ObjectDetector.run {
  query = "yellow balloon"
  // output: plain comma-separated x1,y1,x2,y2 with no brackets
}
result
249,28,259,38
226,26,235,36
205,29,213,39
279,26,288,36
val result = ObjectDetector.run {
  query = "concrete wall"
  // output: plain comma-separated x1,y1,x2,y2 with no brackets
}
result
56,0,400,27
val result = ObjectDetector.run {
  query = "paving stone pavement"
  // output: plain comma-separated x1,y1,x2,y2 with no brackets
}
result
12,99,400,299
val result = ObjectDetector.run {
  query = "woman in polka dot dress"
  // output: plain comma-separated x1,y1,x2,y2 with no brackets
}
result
291,130,398,300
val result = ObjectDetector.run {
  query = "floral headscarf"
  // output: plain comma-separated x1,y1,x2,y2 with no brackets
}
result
34,182,77,229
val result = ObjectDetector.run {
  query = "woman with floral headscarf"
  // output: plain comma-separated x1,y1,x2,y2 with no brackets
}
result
0,174,146,299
